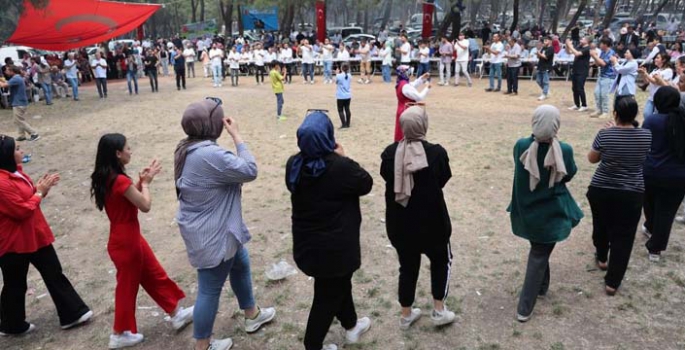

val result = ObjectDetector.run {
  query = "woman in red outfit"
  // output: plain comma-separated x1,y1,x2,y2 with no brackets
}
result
90,133,193,349
0,135,92,336
394,67,431,142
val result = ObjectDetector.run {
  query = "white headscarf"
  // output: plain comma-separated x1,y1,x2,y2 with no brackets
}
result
519,105,567,191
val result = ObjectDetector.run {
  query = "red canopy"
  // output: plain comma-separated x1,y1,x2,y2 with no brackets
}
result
7,0,161,51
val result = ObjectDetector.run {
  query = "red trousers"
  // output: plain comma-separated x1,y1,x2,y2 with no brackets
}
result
108,227,185,333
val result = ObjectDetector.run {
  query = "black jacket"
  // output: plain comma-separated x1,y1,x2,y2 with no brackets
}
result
286,153,373,278
380,141,452,249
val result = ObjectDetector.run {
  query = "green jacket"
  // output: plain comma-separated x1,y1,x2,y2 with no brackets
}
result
507,137,583,243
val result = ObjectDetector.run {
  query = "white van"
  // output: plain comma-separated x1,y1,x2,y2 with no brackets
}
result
0,46,40,65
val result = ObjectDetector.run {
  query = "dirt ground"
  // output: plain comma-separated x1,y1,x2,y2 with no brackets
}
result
1,72,684,350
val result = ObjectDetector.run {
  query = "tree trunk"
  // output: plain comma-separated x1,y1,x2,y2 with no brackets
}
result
190,0,198,23
652,0,670,17
380,0,393,30
550,0,567,34
238,4,244,35
200,0,205,22
510,0,519,32
219,0,234,37
363,7,369,33
560,0,587,40
601,0,619,28
538,0,547,28
592,0,602,26
470,0,482,24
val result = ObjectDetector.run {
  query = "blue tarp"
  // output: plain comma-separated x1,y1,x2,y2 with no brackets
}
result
241,6,279,31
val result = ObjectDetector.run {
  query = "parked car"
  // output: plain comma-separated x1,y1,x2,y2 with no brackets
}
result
342,34,377,47
328,26,363,39
0,46,40,65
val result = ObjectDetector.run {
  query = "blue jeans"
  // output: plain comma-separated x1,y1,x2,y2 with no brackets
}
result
193,246,255,340
41,83,52,104
67,77,78,100
417,62,430,79
536,70,550,95
126,71,138,94
302,63,314,81
595,77,613,114
644,99,657,119
212,65,222,86
469,50,479,73
489,63,502,90
276,93,284,116
382,65,391,82
323,61,333,81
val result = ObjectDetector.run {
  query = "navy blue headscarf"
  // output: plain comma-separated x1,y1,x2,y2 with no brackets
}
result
287,112,336,192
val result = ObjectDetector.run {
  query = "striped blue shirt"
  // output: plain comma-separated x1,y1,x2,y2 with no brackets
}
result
176,141,257,269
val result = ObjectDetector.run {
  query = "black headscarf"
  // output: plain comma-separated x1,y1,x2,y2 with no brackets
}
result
654,86,685,162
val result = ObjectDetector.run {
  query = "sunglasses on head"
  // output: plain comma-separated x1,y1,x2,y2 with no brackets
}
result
205,97,223,120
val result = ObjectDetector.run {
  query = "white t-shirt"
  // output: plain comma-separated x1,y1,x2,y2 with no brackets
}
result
418,47,430,63
455,39,469,62
280,48,293,63
240,51,252,63
254,49,265,66
64,59,78,79
359,44,371,62
489,41,505,64
91,58,107,78
183,48,196,62
300,46,314,64
322,45,334,61
209,49,223,67
338,49,350,61
649,68,674,100
400,42,411,63
381,48,393,66
228,51,241,69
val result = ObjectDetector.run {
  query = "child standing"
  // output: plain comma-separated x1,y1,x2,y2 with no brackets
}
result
270,61,286,121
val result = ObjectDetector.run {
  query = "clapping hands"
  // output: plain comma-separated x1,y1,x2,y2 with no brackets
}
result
36,173,60,197
139,159,161,185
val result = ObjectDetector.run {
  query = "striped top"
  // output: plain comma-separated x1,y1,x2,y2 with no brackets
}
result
176,140,257,269
590,127,652,193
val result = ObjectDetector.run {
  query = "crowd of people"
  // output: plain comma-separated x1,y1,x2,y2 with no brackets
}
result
1,19,685,350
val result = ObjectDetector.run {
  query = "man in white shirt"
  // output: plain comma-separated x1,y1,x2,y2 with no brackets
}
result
90,51,108,98
209,43,224,87
280,43,294,84
398,34,412,65
227,46,241,87
299,39,315,84
454,33,472,87
253,43,266,85
438,36,453,86
183,44,196,78
63,52,80,100
358,39,373,84
416,41,431,82
485,33,504,91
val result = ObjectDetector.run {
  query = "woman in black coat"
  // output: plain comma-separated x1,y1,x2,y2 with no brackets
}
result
380,106,455,330
286,111,373,350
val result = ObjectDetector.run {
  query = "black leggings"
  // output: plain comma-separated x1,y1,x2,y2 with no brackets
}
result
644,177,685,253
337,98,351,127
255,65,265,83
571,73,588,107
0,245,90,334
285,63,293,83
395,242,452,307
587,186,643,289
304,274,357,350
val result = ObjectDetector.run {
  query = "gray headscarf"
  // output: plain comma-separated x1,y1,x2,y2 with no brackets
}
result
394,106,429,207
174,99,224,183
519,105,567,191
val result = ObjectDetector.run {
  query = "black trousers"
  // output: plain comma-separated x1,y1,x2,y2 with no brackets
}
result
175,69,186,89
285,63,293,83
255,65,265,83
147,69,158,92
95,78,107,98
337,98,351,127
587,186,643,289
644,178,685,253
0,245,90,334
518,242,555,317
395,242,452,307
506,66,519,93
304,274,357,350
571,74,588,107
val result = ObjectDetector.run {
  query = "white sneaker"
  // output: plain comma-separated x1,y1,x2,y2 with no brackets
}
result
578,106,589,112
516,313,532,323
675,215,685,224
431,308,456,326
642,225,652,239
0,323,36,336
345,317,371,344
399,308,422,330
597,113,609,119
108,331,144,349
649,253,661,262
537,94,547,101
245,307,276,333
321,344,338,350
568,106,579,111
61,310,93,330
357,78,364,83
364,79,371,84
169,306,194,331
208,338,233,350
438,81,445,86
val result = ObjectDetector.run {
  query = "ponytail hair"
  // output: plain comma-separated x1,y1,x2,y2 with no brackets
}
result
341,62,349,80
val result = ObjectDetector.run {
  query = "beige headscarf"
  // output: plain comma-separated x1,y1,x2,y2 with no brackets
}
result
394,106,429,207
519,105,567,191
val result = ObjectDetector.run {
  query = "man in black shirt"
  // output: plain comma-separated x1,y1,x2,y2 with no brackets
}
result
566,37,591,111
143,49,159,92
535,36,554,100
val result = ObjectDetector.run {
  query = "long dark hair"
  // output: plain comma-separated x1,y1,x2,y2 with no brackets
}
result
614,97,639,127
90,133,128,211
0,135,17,173
654,86,685,162
341,63,349,80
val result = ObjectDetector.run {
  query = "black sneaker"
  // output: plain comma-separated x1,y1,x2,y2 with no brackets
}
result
29,134,41,141
485,88,493,92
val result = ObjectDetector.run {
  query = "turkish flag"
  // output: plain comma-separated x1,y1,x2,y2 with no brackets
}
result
422,2,433,39
8,0,161,51
316,0,326,43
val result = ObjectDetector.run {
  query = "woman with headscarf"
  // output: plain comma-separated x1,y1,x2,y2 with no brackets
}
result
175,98,276,350
642,86,685,262
0,135,92,336
380,106,455,331
394,67,431,142
508,105,583,322
286,111,373,350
